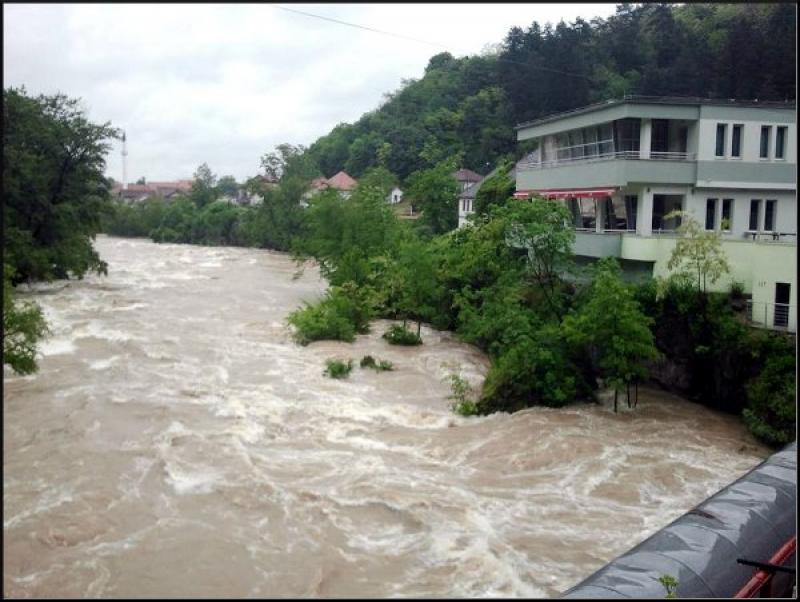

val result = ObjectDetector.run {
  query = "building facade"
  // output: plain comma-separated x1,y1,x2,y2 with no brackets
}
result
515,96,796,331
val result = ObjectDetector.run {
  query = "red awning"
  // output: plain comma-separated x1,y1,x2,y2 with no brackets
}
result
514,188,618,199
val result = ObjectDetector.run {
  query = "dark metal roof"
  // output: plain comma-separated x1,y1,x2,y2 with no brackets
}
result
561,441,797,599
515,95,797,131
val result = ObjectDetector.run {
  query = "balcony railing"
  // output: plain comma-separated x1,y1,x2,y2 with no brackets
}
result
746,301,796,333
518,150,695,170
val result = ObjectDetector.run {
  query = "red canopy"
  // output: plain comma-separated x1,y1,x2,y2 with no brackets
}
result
514,188,618,199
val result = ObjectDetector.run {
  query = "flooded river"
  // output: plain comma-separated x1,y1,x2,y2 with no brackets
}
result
4,235,769,597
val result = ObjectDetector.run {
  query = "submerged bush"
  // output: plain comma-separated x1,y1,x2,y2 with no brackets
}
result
382,324,422,346
447,374,478,416
743,336,796,447
360,355,394,371
288,283,373,345
324,358,353,379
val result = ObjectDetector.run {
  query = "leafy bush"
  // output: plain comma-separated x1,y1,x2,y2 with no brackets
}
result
729,281,745,300
478,325,579,413
287,283,373,345
743,338,796,447
360,355,394,371
382,324,422,346
324,358,353,379
447,374,478,416
3,264,49,374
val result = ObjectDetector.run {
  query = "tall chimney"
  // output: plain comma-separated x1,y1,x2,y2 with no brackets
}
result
122,131,128,190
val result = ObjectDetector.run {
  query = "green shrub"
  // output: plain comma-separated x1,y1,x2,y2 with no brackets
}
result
447,374,478,416
287,283,373,345
743,340,796,447
324,358,353,379
360,355,394,371
729,281,745,300
478,326,578,413
382,324,422,346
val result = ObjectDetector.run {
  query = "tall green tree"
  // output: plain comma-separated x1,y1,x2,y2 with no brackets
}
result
407,158,460,235
189,163,218,208
3,87,119,283
665,211,730,293
563,258,659,412
216,175,238,197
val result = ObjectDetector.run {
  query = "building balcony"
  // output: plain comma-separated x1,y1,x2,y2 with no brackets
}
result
516,152,697,191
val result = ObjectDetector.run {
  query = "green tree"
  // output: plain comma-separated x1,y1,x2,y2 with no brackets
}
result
3,265,49,374
665,210,730,293
216,175,238,197
189,163,218,208
407,158,460,235
473,160,515,216
563,258,659,412
395,238,439,336
503,197,575,320
3,87,118,283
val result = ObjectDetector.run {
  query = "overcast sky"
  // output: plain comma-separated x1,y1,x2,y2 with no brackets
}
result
4,3,617,183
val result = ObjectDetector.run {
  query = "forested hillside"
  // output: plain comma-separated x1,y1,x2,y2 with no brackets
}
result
305,3,796,182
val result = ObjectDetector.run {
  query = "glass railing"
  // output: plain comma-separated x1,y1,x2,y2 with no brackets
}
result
518,150,695,169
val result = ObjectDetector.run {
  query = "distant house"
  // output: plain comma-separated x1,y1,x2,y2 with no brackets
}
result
457,167,516,227
452,168,483,193
387,186,403,204
305,170,359,202
112,179,192,203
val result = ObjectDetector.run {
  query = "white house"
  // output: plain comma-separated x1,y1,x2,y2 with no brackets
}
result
515,95,797,332
388,186,403,204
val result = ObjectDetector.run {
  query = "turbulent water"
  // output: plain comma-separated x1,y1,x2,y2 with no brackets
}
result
3,235,769,598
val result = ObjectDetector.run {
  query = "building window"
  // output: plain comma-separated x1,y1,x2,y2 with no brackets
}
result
731,124,743,157
764,200,776,231
775,127,787,160
624,195,638,231
749,199,761,231
715,124,727,157
760,126,771,159
705,199,717,230
721,199,733,231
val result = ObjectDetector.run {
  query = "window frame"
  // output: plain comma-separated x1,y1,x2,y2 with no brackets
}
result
749,199,761,231
705,198,717,231
760,126,771,159
721,199,733,233
715,123,727,158
775,126,787,160
764,200,777,232
731,124,743,158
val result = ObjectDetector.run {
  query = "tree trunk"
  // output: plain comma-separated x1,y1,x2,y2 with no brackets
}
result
634,382,639,408
614,388,618,413
626,383,631,408
417,320,421,337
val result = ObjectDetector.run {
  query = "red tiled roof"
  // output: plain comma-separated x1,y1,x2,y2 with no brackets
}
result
453,168,483,182
326,171,358,191
310,177,329,190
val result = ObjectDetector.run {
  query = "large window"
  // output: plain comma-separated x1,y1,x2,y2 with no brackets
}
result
775,127,787,159
760,126,771,159
731,124,743,157
652,119,669,153
721,199,733,231
715,123,727,157
552,124,614,162
749,199,761,231
705,198,717,230
614,119,640,154
764,200,776,231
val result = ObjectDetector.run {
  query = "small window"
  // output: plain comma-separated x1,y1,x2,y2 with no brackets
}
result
731,124,743,157
749,199,761,231
715,124,727,157
764,200,776,231
705,198,717,230
721,199,733,231
775,127,787,159
760,126,771,158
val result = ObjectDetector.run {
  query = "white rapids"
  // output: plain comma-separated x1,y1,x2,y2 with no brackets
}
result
3,235,769,597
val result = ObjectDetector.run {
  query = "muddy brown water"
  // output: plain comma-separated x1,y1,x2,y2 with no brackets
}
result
3,235,769,597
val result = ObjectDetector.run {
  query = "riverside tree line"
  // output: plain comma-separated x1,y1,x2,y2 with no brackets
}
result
3,1,796,448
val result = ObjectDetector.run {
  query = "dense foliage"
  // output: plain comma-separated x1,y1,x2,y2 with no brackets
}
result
3,87,118,283
3,265,49,375
304,4,795,182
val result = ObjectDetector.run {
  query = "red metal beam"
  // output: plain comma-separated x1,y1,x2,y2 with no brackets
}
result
734,536,796,598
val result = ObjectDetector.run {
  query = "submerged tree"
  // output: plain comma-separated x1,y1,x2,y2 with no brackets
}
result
563,257,659,412
3,265,49,374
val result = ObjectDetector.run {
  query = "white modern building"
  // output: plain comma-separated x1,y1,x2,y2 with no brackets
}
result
515,96,796,331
